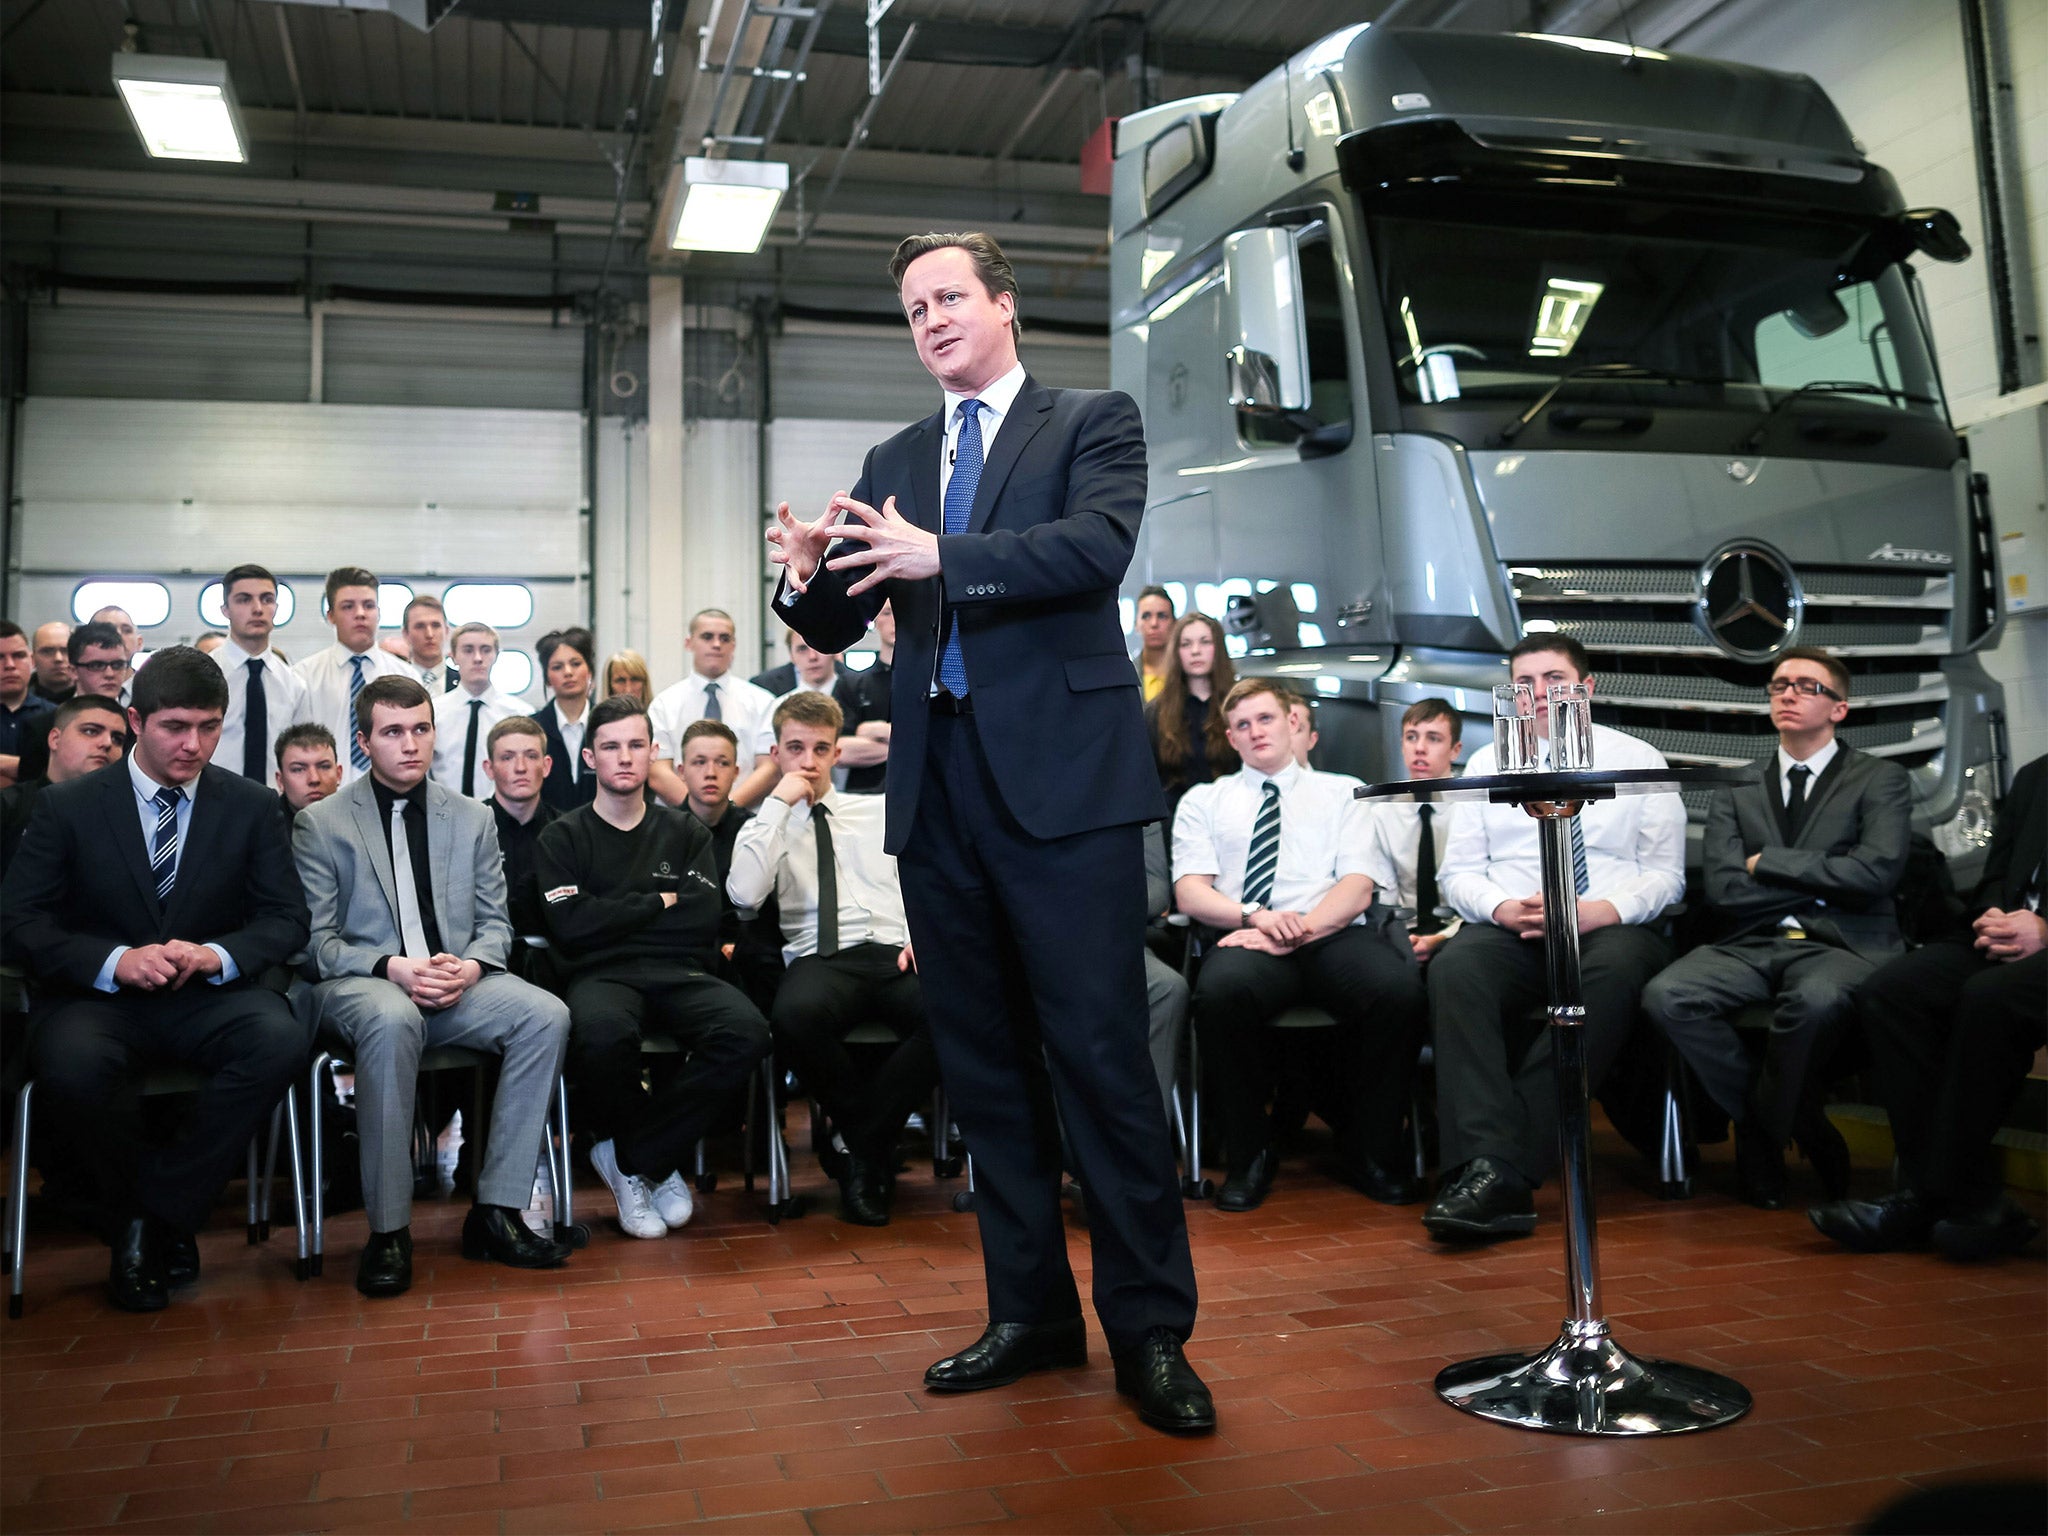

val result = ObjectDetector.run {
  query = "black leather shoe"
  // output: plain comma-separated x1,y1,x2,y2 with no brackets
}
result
1794,1107,1851,1201
1214,1148,1276,1212
163,1229,200,1288
461,1205,570,1268
1334,1152,1423,1207
1931,1196,2042,1262
1112,1328,1216,1435
1809,1190,1938,1253
107,1216,168,1313
356,1227,414,1298
837,1151,891,1228
1734,1116,1787,1211
924,1318,1087,1393
1422,1156,1536,1242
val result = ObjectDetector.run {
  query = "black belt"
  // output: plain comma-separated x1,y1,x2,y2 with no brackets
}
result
929,689,973,716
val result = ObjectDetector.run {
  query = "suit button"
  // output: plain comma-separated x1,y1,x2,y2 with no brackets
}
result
997,583,1006,593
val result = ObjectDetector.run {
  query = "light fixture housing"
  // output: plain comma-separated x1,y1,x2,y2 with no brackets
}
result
664,157,789,254
110,52,248,163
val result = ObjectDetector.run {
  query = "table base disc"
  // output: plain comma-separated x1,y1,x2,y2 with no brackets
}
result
1436,1328,1751,1437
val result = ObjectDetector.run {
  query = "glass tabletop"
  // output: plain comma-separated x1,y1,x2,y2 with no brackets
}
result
1355,765,1755,805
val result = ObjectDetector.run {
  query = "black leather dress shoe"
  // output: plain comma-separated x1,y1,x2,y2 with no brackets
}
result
1422,1156,1536,1242
163,1230,200,1288
837,1152,891,1227
1214,1148,1276,1212
461,1205,570,1268
1809,1190,1938,1253
1335,1153,1423,1207
107,1216,168,1313
1793,1108,1851,1201
1734,1116,1787,1211
924,1318,1087,1393
1931,1195,2042,1262
356,1227,414,1298
1112,1328,1216,1434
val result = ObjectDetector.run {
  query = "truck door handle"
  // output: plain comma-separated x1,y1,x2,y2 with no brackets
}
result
1548,407,1653,435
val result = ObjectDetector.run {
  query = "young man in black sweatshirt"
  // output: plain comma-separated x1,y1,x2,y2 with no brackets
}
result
536,696,771,1239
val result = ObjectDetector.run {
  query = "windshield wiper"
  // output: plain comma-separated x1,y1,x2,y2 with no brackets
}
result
1736,380,1938,452
1495,361,1713,445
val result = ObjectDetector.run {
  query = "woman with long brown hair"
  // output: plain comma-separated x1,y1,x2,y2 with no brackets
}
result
1146,611,1238,823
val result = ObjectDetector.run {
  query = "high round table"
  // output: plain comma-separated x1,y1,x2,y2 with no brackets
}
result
1357,765,1753,1437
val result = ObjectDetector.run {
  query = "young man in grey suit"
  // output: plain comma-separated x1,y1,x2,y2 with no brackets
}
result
292,674,573,1297
1643,647,1911,1210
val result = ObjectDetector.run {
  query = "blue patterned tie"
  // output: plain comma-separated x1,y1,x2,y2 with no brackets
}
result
1569,814,1590,897
348,654,369,772
1243,781,1281,908
937,399,985,697
151,785,183,902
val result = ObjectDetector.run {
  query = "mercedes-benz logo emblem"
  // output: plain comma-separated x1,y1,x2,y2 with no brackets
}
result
1694,541,1802,662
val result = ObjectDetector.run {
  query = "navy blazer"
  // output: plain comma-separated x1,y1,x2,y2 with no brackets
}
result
777,376,1165,853
532,699,598,814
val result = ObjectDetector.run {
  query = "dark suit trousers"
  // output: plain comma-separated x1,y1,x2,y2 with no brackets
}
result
29,985,309,1236
563,962,770,1181
1191,926,1426,1174
771,942,938,1163
1430,921,1670,1184
1857,941,2047,1204
895,713,1197,1349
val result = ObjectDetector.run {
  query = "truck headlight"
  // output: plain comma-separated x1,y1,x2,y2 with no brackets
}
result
1932,761,1997,858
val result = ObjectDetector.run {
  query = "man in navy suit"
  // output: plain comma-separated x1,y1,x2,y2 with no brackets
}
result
769,231,1208,1435
1,647,310,1312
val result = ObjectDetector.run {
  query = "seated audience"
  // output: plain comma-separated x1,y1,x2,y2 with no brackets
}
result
480,716,558,962
17,622,129,784
1362,698,1465,964
91,606,143,657
1172,679,1425,1211
208,564,312,783
1132,585,1177,703
728,693,936,1226
647,609,776,809
1146,613,1238,827
1425,635,1684,1242
294,676,572,1297
846,601,894,795
603,649,650,703
0,647,309,1313
0,620,53,789
0,695,130,876
751,632,885,790
30,621,74,705
533,628,598,813
294,567,412,785
431,623,522,798
1644,648,1909,1208
274,722,342,823
1812,754,2044,1260
536,697,772,1239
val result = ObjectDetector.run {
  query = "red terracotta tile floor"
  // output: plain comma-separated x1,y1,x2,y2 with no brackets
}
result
3,1114,2042,1534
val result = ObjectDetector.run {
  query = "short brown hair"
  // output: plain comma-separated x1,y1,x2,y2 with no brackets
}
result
325,566,379,609
1773,646,1851,701
680,719,739,756
889,231,1021,341
403,594,445,625
587,694,648,743
1221,677,1305,719
355,674,431,737
773,691,843,742
1401,696,1462,744
487,715,547,756
1508,632,1593,677
274,721,337,768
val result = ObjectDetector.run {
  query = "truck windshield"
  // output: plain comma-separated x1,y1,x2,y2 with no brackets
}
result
1369,210,1947,427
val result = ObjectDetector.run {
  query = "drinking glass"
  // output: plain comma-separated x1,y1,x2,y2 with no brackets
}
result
1547,681,1594,771
1493,682,1537,771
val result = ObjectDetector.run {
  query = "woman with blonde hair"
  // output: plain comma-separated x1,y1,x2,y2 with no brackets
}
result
1146,612,1238,824
602,649,651,703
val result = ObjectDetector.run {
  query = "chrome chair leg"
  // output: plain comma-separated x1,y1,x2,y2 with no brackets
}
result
8,1082,30,1318
285,1083,311,1280
308,1053,331,1279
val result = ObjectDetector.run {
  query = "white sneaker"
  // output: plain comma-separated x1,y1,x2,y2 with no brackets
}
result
590,1139,667,1240
651,1171,695,1230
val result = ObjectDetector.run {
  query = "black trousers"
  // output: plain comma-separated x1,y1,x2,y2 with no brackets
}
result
564,961,771,1181
28,984,309,1237
1191,925,1426,1175
895,713,1197,1350
1429,921,1671,1184
1857,942,2046,1204
771,942,938,1162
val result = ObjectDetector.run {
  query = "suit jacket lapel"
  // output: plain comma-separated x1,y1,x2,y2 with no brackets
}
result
1792,747,1855,846
346,778,403,928
426,785,456,941
905,413,943,533
1764,766,1794,845
968,379,1053,536
107,768,164,923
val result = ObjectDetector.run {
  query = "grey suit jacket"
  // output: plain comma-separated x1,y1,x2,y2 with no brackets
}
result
1701,744,1912,958
292,775,513,979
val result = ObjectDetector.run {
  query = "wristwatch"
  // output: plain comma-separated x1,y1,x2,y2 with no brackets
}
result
1239,901,1263,926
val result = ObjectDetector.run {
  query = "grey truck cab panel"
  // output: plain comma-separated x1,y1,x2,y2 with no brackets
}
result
1111,25,2006,873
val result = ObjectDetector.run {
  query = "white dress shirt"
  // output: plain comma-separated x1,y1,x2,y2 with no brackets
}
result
94,756,238,991
293,642,413,784
209,639,311,777
431,684,523,794
1171,760,1376,914
727,790,907,963
1776,737,1839,808
648,671,776,764
555,706,587,784
1439,724,1686,927
938,360,1027,505
1362,800,1461,914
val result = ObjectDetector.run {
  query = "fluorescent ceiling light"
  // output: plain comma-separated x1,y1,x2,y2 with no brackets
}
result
668,157,789,254
111,52,247,163
1529,276,1604,358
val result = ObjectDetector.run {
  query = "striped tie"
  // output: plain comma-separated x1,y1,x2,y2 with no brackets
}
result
1569,814,1590,897
151,785,183,902
937,399,985,697
1243,781,1281,909
348,654,369,772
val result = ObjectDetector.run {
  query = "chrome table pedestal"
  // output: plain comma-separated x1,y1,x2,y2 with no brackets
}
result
1359,767,1753,1437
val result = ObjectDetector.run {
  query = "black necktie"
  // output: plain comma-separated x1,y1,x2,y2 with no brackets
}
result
1786,763,1812,840
462,699,483,797
812,802,838,957
243,657,268,781
1414,804,1442,934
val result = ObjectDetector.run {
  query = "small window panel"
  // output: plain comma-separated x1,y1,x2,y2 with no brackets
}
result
372,583,414,628
491,652,535,697
443,583,535,630
73,580,170,627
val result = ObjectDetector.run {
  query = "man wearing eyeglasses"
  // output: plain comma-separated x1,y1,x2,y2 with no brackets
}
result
1643,646,1910,1211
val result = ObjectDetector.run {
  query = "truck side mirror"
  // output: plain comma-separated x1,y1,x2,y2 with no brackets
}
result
1901,207,1970,264
1222,226,1310,415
